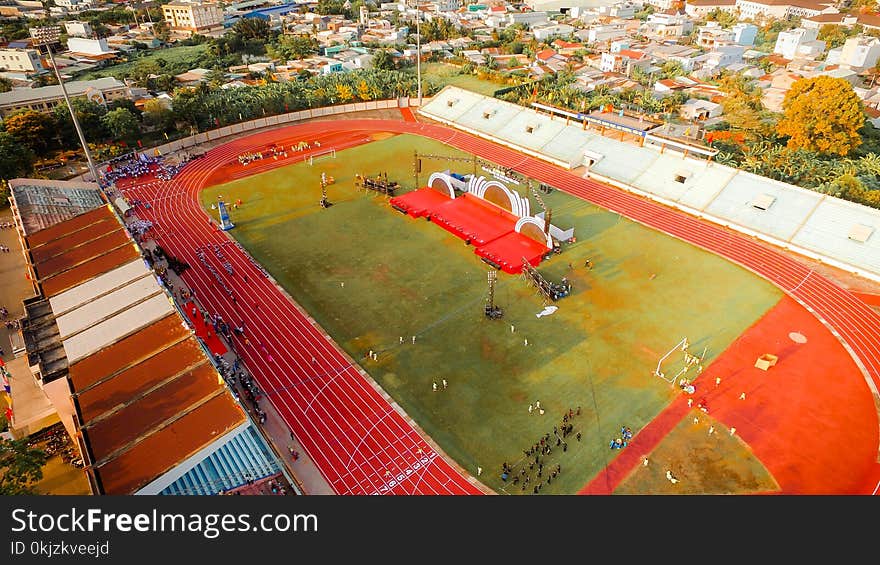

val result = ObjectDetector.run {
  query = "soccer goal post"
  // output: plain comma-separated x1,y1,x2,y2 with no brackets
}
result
653,337,690,385
308,148,336,165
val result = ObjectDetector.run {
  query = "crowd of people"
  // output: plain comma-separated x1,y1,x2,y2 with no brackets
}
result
501,407,583,494
237,151,265,166
609,426,634,449
196,245,237,300
102,153,163,185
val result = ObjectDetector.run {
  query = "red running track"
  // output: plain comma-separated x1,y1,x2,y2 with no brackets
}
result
119,129,483,495
122,118,880,495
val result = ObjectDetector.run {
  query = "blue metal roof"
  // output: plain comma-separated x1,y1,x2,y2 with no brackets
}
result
160,424,282,495
243,3,299,19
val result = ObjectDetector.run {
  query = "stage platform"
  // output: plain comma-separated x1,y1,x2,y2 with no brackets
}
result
390,188,549,274
389,187,451,217
475,231,548,274
430,194,518,247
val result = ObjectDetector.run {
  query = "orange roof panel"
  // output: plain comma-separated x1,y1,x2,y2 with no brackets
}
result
95,393,245,495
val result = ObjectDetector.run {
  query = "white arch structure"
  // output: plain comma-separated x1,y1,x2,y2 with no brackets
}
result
515,217,554,249
466,176,530,218
426,172,457,199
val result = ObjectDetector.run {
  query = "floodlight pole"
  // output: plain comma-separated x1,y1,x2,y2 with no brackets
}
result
415,9,422,106
31,26,100,184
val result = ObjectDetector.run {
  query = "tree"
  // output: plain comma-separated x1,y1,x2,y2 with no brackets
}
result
3,110,55,153
152,19,170,43
53,99,108,147
142,99,174,131
371,49,395,70
706,7,740,28
0,437,47,495
0,77,12,93
718,73,776,140
817,24,852,50
776,76,865,156
0,132,35,181
205,67,227,88
267,35,318,61
101,107,140,143
233,17,271,41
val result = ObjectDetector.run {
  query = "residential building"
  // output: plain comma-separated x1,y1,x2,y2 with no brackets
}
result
0,48,44,73
64,20,94,38
507,11,549,27
732,23,757,46
54,0,98,12
680,98,722,120
162,1,224,33
532,23,577,41
580,22,628,45
66,37,116,57
684,0,737,18
0,77,129,118
643,0,678,9
600,48,650,74
696,21,733,49
641,13,695,40
837,36,880,72
774,27,825,61
702,44,745,72
735,0,830,21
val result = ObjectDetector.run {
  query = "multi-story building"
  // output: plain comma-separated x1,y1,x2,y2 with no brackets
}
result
0,77,129,118
641,13,695,40
735,0,831,21
162,1,224,33
0,48,44,73
774,27,825,60
685,0,737,18
696,22,757,49
836,36,880,71
54,0,98,12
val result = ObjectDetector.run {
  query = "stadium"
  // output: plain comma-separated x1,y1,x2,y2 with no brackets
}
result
10,90,880,495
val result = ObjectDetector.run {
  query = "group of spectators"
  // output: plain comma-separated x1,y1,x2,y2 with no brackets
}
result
102,153,162,184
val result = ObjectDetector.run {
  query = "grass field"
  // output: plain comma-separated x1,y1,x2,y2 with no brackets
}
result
78,44,211,81
201,133,784,494
413,63,506,96
614,412,778,494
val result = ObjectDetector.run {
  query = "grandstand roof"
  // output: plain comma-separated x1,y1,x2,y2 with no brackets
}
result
12,188,247,494
419,86,880,281
9,179,107,236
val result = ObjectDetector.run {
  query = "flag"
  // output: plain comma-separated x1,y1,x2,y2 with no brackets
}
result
4,407,11,422
137,139,143,148
1,374,9,394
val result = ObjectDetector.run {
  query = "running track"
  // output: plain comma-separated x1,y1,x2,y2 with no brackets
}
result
123,118,880,495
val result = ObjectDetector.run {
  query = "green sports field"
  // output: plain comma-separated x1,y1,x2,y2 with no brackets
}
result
201,133,783,494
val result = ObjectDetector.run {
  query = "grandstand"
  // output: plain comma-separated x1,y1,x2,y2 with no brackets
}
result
420,86,880,282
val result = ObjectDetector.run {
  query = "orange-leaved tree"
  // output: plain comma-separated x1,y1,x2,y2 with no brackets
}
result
776,75,865,156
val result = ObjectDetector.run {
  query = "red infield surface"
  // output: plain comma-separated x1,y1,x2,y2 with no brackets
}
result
121,119,880,495
580,295,880,494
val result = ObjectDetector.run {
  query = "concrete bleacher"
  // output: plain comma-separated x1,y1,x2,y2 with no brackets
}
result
703,173,825,243
419,86,880,282
791,197,880,277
